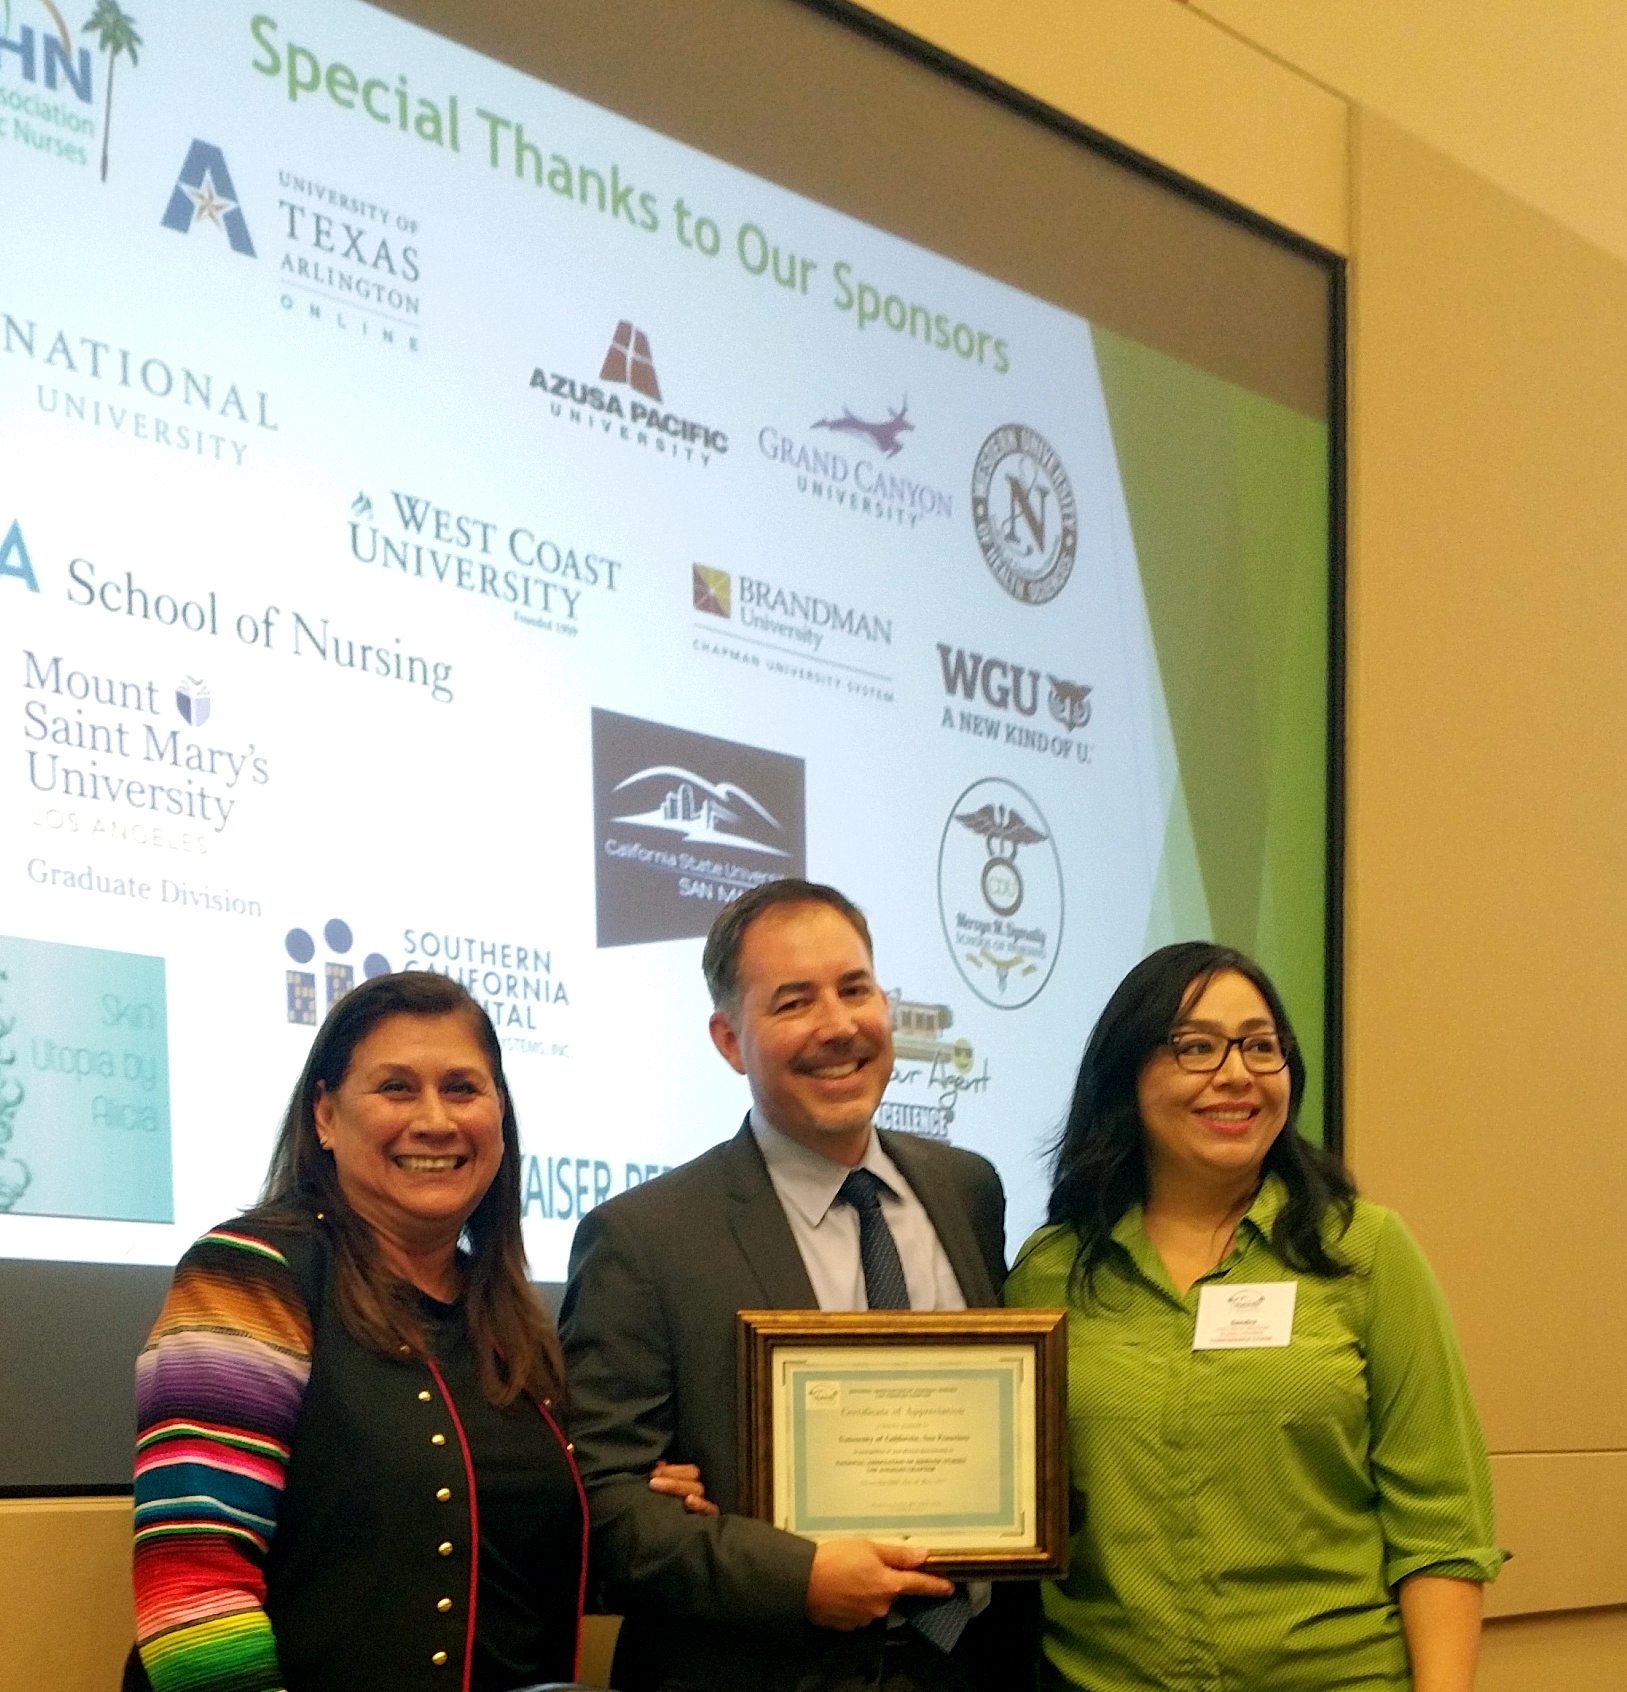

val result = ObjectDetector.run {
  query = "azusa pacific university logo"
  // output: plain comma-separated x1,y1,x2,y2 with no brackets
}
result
599,319,660,400
0,519,40,592
161,140,256,256
812,399,913,459
283,917,391,1024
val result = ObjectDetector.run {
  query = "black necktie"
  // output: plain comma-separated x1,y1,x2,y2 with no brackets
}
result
835,1166,970,1654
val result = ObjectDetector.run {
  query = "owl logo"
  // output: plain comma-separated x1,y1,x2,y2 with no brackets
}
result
1046,677,1091,734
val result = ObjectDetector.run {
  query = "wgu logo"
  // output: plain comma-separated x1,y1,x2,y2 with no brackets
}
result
161,140,256,256
937,642,1094,766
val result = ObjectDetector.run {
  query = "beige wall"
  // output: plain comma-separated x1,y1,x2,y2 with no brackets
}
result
13,3,1625,1688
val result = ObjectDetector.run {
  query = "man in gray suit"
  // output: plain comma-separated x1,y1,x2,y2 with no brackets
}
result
559,879,1033,1692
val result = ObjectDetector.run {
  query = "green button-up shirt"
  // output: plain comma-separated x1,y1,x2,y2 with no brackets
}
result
1005,1179,1505,1692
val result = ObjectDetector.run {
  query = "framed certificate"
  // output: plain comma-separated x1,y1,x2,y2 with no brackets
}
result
736,1308,1068,1578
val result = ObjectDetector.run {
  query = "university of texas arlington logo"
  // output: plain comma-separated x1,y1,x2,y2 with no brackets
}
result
160,140,256,255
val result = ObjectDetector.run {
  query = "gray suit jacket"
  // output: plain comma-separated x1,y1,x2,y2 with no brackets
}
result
558,1120,1013,1691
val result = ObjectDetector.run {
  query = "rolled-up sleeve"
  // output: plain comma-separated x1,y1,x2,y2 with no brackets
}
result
1363,1210,1508,1586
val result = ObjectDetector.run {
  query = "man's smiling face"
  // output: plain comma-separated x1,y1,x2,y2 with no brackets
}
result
708,901,893,1166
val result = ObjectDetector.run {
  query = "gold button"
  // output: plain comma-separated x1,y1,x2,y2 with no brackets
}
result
431,1433,446,1446
398,1344,411,1356
438,1540,453,1556
431,1650,448,1666
436,1597,452,1613
436,1487,451,1502
418,1390,432,1402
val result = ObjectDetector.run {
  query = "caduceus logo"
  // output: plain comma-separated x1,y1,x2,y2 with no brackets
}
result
937,776,1064,1010
953,800,1047,919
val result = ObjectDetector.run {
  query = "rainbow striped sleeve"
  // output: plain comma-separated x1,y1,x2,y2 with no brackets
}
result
133,1227,314,1692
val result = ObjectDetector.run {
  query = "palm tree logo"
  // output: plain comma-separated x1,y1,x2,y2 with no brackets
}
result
83,1,142,183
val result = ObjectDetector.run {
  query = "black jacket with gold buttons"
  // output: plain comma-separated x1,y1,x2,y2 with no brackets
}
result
262,1222,586,1691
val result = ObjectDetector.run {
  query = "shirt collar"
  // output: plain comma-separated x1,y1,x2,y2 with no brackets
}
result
750,1108,901,1230
1107,1173,1290,1294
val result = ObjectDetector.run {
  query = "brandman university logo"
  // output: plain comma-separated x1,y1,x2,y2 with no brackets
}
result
693,564,730,618
971,424,1077,605
161,140,256,256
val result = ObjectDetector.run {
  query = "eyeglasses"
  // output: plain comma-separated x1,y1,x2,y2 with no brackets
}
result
1164,1031,1292,1075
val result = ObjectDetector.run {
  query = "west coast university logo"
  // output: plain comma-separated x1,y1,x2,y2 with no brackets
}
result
937,776,1063,1009
531,319,728,469
591,707,804,948
971,424,1077,605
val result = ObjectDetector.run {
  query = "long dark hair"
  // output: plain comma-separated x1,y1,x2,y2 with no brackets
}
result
1046,941,1355,1296
253,970,564,1407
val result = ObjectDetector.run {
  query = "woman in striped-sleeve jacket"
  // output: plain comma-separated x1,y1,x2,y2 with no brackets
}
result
128,970,708,1692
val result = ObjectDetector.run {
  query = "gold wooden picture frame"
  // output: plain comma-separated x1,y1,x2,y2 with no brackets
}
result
736,1308,1069,1580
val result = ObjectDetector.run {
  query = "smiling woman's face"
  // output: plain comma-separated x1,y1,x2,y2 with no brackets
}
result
1135,970,1291,1189
314,1011,505,1252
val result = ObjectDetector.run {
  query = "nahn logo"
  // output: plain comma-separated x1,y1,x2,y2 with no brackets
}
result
160,140,256,256
812,399,912,459
283,917,391,1025
530,319,727,468
970,424,1078,605
1,1,139,177
0,518,40,592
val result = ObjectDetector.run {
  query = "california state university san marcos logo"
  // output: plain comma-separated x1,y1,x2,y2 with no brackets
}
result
970,424,1077,605
936,776,1064,1010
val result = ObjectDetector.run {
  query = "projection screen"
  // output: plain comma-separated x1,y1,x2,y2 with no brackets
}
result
0,0,1341,1485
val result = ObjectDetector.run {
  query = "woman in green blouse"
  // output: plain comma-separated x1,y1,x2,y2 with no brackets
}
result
1006,941,1504,1692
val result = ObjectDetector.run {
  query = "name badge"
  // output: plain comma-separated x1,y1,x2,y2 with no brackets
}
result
1193,1281,1297,1349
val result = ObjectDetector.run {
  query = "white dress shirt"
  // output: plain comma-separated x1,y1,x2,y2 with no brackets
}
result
749,1110,989,1619
750,1110,967,1313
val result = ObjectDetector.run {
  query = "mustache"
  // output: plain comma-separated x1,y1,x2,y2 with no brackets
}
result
789,1037,883,1074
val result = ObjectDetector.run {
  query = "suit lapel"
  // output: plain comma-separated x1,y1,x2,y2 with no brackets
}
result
881,1131,998,1308
721,1118,819,1309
